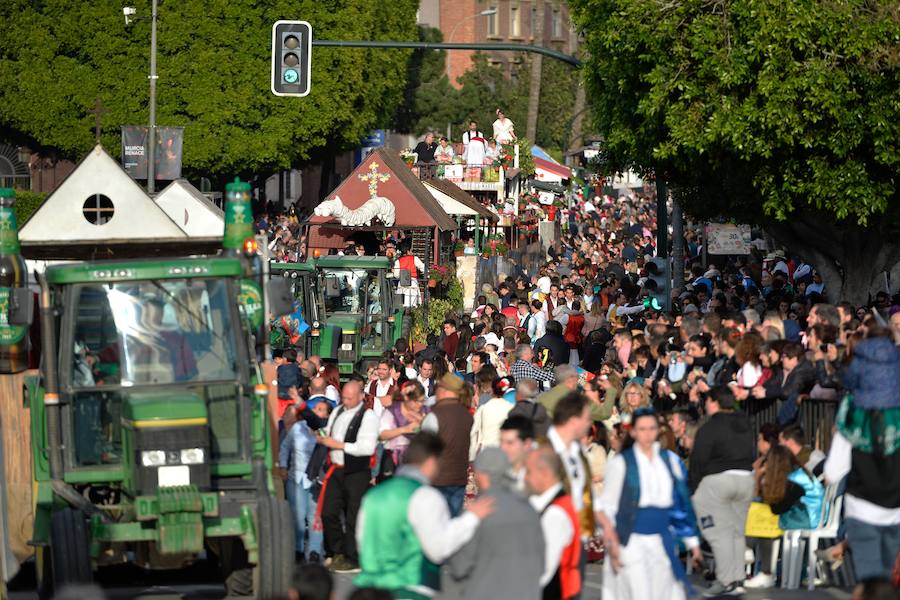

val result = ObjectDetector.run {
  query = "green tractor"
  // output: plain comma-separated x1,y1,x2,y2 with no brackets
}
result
23,180,296,598
271,255,410,376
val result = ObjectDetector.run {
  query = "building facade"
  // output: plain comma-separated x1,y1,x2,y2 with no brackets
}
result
422,0,579,86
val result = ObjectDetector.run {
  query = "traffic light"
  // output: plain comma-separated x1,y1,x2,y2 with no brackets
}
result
643,257,671,312
271,20,312,97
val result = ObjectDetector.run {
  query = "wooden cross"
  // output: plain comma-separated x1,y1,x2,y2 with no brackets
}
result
358,161,391,198
88,98,107,144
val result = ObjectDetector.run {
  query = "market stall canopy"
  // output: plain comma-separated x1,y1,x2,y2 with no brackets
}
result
308,149,456,232
422,178,497,222
154,179,224,239
18,145,221,260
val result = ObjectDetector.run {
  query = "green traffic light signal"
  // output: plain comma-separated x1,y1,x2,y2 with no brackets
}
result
283,69,299,83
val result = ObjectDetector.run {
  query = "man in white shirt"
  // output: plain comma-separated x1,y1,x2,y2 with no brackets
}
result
316,380,379,573
461,120,484,148
546,393,599,529
529,299,548,343
365,359,394,418
526,445,582,599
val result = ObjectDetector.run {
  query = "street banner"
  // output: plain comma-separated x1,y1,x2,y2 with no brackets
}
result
706,223,752,255
121,126,184,181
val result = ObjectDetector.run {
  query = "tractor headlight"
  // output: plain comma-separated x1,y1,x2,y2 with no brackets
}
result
141,450,166,467
180,448,205,465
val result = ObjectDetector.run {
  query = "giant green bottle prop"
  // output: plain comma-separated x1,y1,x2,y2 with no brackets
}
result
0,189,29,373
224,178,264,332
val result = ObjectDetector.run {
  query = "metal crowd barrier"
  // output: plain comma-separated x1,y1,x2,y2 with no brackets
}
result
746,398,839,453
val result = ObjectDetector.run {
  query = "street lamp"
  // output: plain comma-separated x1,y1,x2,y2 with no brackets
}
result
445,8,498,82
123,2,159,193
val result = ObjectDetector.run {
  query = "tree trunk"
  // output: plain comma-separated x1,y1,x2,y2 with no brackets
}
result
568,83,586,154
766,211,900,307
526,2,545,142
671,197,685,292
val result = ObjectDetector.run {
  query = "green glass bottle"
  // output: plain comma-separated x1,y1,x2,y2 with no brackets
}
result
0,189,29,373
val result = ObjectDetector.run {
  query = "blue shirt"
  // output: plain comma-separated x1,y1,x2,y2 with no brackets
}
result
279,420,317,487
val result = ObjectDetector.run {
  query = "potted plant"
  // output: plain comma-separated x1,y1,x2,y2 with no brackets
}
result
453,241,465,257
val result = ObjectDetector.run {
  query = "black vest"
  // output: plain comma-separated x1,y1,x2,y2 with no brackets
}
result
332,405,372,474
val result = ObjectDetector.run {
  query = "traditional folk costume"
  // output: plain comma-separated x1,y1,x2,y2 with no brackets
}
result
600,442,699,600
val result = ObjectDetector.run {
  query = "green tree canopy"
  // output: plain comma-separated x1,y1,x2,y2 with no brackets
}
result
0,0,418,178
571,0,900,303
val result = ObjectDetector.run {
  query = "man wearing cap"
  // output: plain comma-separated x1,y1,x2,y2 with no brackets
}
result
449,448,545,600
421,374,475,516
356,432,496,600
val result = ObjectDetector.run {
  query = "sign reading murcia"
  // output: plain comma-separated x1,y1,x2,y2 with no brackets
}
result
707,223,752,255
313,161,397,227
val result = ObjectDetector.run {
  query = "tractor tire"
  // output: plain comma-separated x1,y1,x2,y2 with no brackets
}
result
254,497,294,600
48,509,92,593
222,498,295,599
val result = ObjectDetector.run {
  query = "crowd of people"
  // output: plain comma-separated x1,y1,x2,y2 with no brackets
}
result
273,190,900,600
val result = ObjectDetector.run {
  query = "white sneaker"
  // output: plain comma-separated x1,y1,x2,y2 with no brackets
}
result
744,572,774,589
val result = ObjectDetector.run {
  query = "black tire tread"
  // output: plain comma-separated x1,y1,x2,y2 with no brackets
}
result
49,508,92,590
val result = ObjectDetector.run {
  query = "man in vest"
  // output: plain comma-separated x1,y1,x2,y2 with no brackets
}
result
365,358,395,418
393,244,425,307
421,374,474,517
355,432,496,599
316,380,379,573
545,392,599,593
526,445,582,600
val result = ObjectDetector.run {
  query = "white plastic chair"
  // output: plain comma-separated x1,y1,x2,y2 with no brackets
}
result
780,481,842,590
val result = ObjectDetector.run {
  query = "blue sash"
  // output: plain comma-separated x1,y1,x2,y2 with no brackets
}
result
633,507,693,595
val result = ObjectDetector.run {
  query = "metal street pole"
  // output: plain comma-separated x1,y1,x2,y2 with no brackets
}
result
672,195,685,292
147,0,158,193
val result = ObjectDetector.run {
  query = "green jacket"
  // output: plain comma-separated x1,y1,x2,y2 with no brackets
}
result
355,472,440,594
538,385,616,421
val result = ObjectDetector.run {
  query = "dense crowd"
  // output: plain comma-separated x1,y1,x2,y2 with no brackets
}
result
274,191,900,600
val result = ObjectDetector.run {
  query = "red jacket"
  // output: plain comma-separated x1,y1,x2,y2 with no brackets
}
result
563,314,585,349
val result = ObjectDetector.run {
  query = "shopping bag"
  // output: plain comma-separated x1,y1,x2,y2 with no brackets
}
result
744,501,784,539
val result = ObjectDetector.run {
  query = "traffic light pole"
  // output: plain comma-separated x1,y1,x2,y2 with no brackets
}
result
146,0,158,193
311,40,582,68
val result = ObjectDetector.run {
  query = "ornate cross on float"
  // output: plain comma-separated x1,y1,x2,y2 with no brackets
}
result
358,161,391,198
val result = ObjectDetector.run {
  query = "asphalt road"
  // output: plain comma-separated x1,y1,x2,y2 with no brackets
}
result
7,559,852,600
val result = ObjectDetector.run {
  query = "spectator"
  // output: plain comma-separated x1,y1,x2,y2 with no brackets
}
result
421,374,475,516
449,448,545,599
492,108,516,144
689,386,755,596
470,376,515,460
779,424,826,474
499,415,536,493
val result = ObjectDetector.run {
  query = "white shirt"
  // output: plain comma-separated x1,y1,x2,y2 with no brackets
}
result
469,397,513,460
462,130,484,147
825,431,900,525
325,384,340,404
357,466,482,597
371,380,393,419
547,427,594,514
530,482,575,587
599,442,699,549
531,310,547,341
325,403,379,466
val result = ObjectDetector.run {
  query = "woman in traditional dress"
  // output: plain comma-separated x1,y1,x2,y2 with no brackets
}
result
597,407,702,600
492,108,516,144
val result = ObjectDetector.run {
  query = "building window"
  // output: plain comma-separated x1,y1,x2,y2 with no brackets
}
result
552,8,563,38
510,5,521,37
487,6,498,36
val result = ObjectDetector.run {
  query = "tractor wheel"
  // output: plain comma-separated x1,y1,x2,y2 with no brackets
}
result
48,508,92,593
253,497,294,599
223,497,295,599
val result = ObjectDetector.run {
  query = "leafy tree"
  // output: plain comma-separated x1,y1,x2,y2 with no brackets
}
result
571,0,900,304
0,0,418,179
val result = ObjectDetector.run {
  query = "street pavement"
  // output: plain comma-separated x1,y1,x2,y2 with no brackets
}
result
7,560,852,599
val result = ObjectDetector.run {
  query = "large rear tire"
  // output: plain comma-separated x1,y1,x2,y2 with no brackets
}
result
222,497,295,599
48,508,92,593
254,496,294,599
